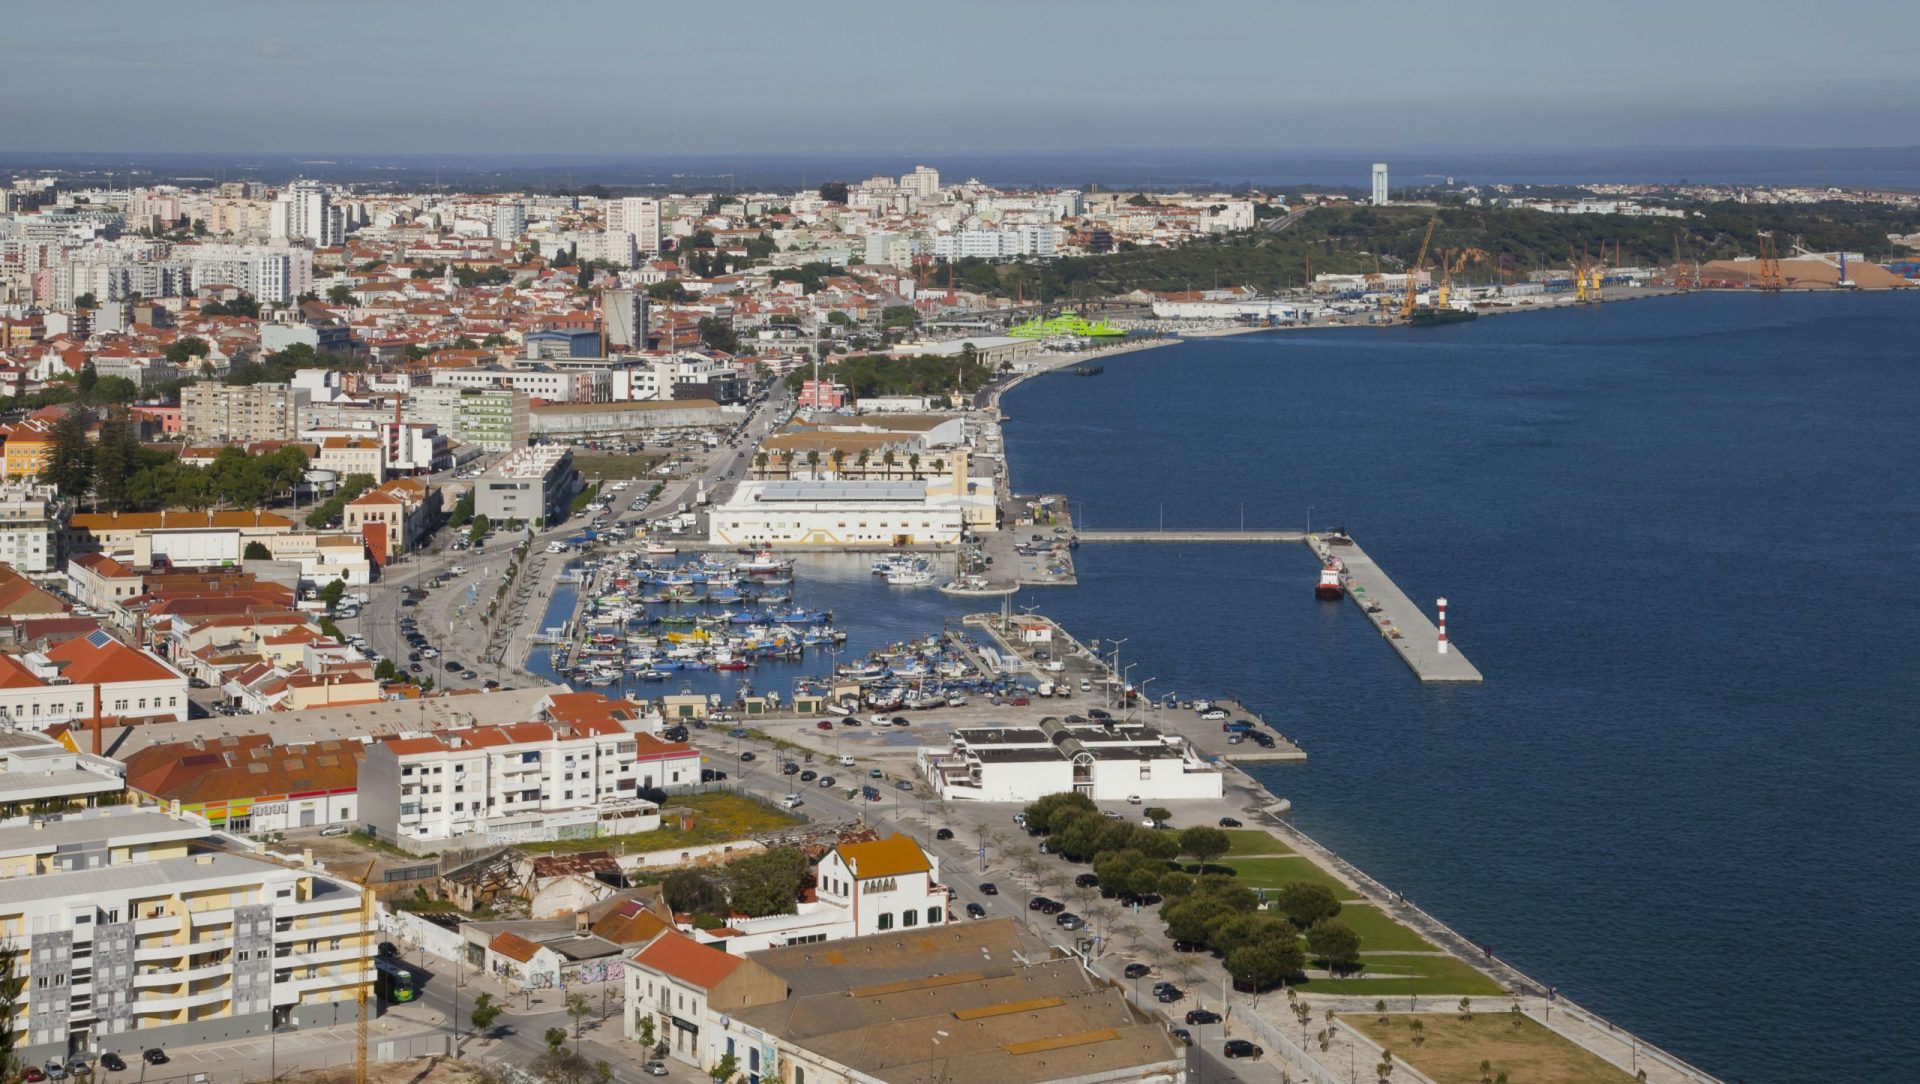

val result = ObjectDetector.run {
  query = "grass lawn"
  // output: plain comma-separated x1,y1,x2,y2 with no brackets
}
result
1214,856,1361,900
1223,829,1295,857
515,792,802,854
1348,1013,1636,1084
571,452,664,481
1296,953,1506,998
1335,904,1440,954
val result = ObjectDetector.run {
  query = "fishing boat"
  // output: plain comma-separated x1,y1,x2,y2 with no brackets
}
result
886,568,936,587
646,541,678,556
1316,565,1345,601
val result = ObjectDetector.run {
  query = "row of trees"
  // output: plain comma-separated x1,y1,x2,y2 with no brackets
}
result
781,350,994,401
43,409,312,512
661,846,810,923
1020,792,1364,990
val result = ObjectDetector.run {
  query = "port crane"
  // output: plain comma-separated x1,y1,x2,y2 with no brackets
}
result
1435,247,1488,309
1402,218,1437,319
1756,232,1785,290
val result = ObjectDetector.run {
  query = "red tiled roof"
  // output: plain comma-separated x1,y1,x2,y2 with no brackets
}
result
629,932,742,990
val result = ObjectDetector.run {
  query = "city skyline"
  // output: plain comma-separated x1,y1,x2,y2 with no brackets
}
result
5,0,1920,155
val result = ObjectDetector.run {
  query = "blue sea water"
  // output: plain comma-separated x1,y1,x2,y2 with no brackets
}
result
999,293,1920,1084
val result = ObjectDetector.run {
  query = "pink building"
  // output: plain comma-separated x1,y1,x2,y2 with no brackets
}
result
796,379,847,410
131,404,182,435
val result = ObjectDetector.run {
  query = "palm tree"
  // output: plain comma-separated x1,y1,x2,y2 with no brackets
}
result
931,456,946,477
882,450,897,479
829,448,845,478
907,452,921,479
780,450,797,478
856,448,872,478
805,449,821,478
753,451,769,476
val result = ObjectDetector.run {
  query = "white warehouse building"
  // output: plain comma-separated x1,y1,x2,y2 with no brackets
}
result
919,718,1224,803
707,479,985,548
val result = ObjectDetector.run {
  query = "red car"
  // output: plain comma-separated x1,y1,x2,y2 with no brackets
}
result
1007,695,1031,706
815,721,833,730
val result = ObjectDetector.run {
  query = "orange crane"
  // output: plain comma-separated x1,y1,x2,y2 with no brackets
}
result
1402,218,1437,319
1436,247,1488,308
1756,232,1785,290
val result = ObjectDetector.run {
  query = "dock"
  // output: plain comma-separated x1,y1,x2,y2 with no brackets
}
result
1068,527,1483,683
1319,535,1483,683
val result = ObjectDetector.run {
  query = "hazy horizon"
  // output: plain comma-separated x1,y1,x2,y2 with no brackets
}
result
5,0,1919,156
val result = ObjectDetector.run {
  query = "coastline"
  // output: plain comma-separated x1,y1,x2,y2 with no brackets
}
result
988,317,1730,1084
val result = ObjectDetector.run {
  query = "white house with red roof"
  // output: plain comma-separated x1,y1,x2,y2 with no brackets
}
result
0,628,190,732
357,715,699,851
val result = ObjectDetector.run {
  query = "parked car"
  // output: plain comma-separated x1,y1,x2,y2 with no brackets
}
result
142,1051,169,1066
799,770,817,782
43,1064,66,1082
935,828,954,840
1169,1028,1192,1046
98,1055,126,1073
1223,1040,1263,1059
1074,873,1099,888
1155,987,1184,1004
1185,1009,1222,1026
1055,912,1084,930
644,1061,669,1076
818,775,836,788
738,751,756,761
1199,707,1229,721
891,716,910,727
1172,939,1204,952
964,902,986,919
782,762,800,775
1028,896,1055,911
1123,962,1152,979
978,882,998,895
23,1066,44,1082
1218,817,1242,828
780,795,803,809
893,779,913,791
320,824,349,837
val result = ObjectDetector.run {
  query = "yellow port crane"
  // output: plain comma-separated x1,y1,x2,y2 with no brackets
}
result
1435,247,1488,309
1402,218,1437,319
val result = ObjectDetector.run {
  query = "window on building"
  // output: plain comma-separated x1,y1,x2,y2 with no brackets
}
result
876,913,893,931
902,909,917,928
928,905,943,925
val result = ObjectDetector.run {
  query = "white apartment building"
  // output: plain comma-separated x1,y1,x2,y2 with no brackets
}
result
919,718,1224,803
684,833,950,954
0,630,192,732
270,181,342,247
0,482,60,573
358,719,698,852
0,804,373,1065
605,197,661,259
185,243,314,305
435,367,604,403
491,202,526,242
900,165,941,200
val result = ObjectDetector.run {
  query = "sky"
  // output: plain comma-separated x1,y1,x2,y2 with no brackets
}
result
4,0,1919,156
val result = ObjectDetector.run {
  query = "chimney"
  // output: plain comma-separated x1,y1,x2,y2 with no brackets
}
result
575,910,590,935
91,682,103,756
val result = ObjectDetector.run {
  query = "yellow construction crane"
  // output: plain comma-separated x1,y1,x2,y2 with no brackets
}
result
1403,218,1437,319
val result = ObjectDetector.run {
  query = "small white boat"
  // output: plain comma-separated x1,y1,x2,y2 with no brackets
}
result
886,568,936,587
646,541,678,556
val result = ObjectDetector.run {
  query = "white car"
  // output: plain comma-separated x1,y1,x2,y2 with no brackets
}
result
1199,708,1230,721
780,795,804,809
320,824,349,837
838,755,856,767
869,713,892,726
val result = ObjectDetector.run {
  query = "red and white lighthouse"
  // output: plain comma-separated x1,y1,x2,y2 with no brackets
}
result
1436,597,1450,654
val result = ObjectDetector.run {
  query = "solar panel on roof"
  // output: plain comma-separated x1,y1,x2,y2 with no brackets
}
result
86,630,113,649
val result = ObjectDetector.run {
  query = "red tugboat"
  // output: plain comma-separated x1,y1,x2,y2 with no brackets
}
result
1315,564,1345,601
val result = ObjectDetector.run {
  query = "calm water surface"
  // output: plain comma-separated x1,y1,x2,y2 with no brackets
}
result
999,292,1919,1084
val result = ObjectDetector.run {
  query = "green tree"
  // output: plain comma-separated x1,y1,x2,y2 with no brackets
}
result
44,407,94,499
318,579,346,612
90,412,140,511
881,304,918,328
468,513,492,545
662,868,727,914
804,449,821,477
826,310,851,326
327,284,355,304
1157,870,1196,899
1272,881,1342,928
724,846,809,917
374,659,400,682
1305,920,1362,975
74,292,98,310
710,1051,741,1084
544,1027,568,1056
1225,935,1304,991
636,1012,657,1050
566,992,592,1046
243,540,272,560
1143,806,1173,828
698,316,740,353
448,490,475,528
0,945,23,1080
1179,826,1230,870
164,336,211,365
469,991,503,1038
77,363,99,399
817,182,849,204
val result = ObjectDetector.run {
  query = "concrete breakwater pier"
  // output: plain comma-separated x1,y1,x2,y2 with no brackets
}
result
1069,528,1483,684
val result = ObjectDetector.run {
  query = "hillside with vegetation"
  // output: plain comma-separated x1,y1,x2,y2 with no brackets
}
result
946,201,1920,301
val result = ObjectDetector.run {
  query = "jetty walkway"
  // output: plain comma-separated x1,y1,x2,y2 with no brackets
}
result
1069,528,1484,683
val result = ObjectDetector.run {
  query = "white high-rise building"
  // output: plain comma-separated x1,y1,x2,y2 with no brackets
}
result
1371,163,1390,206
271,180,343,246
901,165,941,200
606,197,661,256
492,201,527,242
